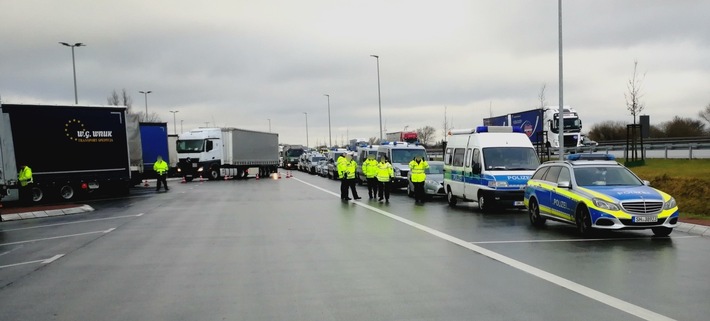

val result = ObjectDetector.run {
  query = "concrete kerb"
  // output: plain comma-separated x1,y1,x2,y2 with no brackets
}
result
677,222,710,238
1,205,95,222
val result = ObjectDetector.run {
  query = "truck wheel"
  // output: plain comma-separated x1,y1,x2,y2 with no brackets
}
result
59,184,76,201
31,186,44,203
209,168,220,180
184,176,194,182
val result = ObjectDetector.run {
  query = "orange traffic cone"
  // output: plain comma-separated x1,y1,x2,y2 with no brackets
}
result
143,180,150,187
199,175,204,182
278,172,282,179
181,176,186,184
256,173,260,180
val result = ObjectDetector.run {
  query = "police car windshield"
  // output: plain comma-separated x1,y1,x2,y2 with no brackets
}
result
573,166,643,186
482,147,539,171
392,149,427,164
177,139,204,153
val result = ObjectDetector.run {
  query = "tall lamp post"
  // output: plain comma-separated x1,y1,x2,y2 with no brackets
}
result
557,0,565,160
139,90,152,120
267,118,271,132
324,94,332,147
303,112,309,148
59,42,85,104
169,110,179,134
370,55,383,142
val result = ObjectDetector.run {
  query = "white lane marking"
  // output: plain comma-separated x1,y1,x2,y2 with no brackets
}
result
103,228,115,233
0,229,114,247
472,235,699,244
0,254,65,269
1,213,144,232
293,177,676,321
0,246,24,257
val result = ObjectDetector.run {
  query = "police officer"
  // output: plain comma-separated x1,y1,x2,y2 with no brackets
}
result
337,152,349,200
18,164,33,203
153,155,169,191
377,155,394,203
344,152,361,200
409,155,429,204
362,154,379,199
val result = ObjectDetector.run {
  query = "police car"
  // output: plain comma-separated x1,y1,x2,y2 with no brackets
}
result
524,154,679,236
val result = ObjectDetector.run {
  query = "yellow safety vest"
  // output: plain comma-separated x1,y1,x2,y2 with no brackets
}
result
377,161,394,182
344,160,357,179
363,159,378,178
336,156,347,179
18,166,33,187
153,160,169,175
409,160,429,183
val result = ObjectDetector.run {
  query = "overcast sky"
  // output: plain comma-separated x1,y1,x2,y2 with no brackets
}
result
1,0,708,146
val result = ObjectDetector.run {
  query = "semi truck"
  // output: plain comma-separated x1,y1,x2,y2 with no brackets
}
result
176,127,279,181
386,131,418,143
483,106,583,149
281,144,306,170
0,103,132,203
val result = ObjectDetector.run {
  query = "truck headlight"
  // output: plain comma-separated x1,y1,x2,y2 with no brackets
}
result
592,198,620,211
663,197,677,210
177,168,182,172
197,167,204,172
487,181,508,188
394,168,401,176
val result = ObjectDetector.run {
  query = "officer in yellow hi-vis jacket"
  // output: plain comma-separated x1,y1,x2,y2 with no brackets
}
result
362,154,379,199
18,164,33,203
342,152,361,201
409,155,429,204
153,155,169,192
376,155,394,203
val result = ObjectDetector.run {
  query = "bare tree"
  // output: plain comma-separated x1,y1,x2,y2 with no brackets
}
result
699,103,710,126
537,83,547,108
416,126,436,146
107,89,160,122
625,60,646,124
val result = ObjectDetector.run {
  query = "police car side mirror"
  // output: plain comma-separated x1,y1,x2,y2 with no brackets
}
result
558,181,572,189
643,180,651,186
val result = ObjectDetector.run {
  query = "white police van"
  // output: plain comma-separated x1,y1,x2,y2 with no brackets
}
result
444,126,540,211
376,141,428,189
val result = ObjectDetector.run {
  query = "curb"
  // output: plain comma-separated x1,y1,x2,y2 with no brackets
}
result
676,222,710,238
1,205,95,222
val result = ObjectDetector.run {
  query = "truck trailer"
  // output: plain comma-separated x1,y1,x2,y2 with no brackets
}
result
483,106,583,149
176,127,279,181
385,131,418,143
0,103,132,203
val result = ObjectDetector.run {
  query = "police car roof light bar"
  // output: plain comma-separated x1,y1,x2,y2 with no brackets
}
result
566,154,615,161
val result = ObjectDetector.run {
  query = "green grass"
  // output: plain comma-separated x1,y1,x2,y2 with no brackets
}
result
628,159,710,179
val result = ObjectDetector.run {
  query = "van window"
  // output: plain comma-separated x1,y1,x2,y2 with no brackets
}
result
453,148,465,167
482,147,540,171
377,151,388,162
464,149,471,168
471,149,480,168
444,148,453,165
543,166,562,183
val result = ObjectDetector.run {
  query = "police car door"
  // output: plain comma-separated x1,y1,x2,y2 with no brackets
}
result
551,166,575,219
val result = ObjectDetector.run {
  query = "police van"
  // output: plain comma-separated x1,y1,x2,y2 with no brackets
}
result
443,126,540,211
376,142,428,189
355,144,379,185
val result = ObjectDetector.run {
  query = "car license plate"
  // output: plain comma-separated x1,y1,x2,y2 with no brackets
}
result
88,182,100,190
633,216,658,223
514,201,524,206
192,163,198,168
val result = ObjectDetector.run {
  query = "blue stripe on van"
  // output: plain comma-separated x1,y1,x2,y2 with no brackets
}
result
445,170,530,191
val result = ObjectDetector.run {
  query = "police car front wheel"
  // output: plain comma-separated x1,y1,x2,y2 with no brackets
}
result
575,207,593,235
528,200,546,227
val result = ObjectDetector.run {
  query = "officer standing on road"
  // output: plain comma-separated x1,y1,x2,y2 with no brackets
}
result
362,154,379,199
409,155,429,204
17,164,33,203
153,155,169,192
337,152,349,200
377,155,394,203
344,152,361,201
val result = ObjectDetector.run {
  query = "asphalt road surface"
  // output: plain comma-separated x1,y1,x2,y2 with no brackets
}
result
1,173,708,320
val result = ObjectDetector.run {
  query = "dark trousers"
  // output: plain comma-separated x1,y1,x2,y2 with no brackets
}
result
346,178,359,198
413,181,425,202
378,181,391,200
156,174,168,191
340,178,349,200
366,177,379,197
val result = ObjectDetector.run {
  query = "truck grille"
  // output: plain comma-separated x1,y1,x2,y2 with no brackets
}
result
563,135,579,147
621,201,663,214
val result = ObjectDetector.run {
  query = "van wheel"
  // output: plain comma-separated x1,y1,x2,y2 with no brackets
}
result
31,186,44,203
59,184,76,201
478,195,491,212
446,189,457,207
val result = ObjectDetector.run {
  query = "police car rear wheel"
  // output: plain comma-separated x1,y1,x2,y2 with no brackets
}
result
652,227,673,237
576,207,592,235
446,189,457,207
529,200,546,227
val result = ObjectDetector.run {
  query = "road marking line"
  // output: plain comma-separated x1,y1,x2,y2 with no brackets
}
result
103,228,115,233
0,254,65,269
0,229,114,247
0,246,24,257
471,235,699,244
293,177,676,321
0,213,144,232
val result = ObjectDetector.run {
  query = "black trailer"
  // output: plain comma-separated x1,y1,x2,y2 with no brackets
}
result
0,103,131,203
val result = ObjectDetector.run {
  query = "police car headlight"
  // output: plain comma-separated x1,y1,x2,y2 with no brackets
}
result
488,181,508,188
663,197,677,210
592,198,620,211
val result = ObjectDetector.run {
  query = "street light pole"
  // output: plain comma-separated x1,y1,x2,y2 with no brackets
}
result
267,118,271,132
370,55,383,142
180,120,184,134
169,110,179,134
59,42,85,104
558,0,565,160
303,112,309,148
139,90,152,120
324,94,331,147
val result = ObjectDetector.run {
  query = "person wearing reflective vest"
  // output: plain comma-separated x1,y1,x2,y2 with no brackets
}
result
408,155,429,204
337,153,349,200
376,155,394,203
153,155,169,192
362,154,379,199
343,152,361,201
18,164,33,203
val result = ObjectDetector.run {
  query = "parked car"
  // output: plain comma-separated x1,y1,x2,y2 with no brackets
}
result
315,160,328,177
524,154,678,236
307,155,325,174
407,161,445,199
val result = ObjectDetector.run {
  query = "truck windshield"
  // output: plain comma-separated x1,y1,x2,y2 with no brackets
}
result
391,149,427,164
482,147,539,171
551,117,582,132
286,149,305,157
177,140,204,153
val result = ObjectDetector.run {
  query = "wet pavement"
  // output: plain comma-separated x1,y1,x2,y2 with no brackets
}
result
0,172,708,320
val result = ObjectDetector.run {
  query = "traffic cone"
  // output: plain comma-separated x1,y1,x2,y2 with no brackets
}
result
143,179,150,187
181,176,186,184
199,175,204,182
256,173,260,180
278,172,282,179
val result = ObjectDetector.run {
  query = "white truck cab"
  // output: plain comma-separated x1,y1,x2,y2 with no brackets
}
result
443,126,540,211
